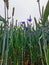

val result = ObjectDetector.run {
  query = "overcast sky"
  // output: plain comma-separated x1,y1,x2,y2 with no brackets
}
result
0,0,48,23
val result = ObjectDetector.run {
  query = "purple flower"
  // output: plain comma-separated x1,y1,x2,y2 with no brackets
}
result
27,15,32,22
31,32,34,36
21,21,25,24
25,27,29,31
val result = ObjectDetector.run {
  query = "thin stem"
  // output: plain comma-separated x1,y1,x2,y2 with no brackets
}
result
0,29,6,65
38,34,44,65
5,33,9,65
22,47,23,65
38,38,44,65
21,31,24,65
5,8,9,65
38,2,42,18
29,33,32,65
43,34,48,65
4,2,6,19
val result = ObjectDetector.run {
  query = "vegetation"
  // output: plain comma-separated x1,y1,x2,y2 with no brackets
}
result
0,0,49,65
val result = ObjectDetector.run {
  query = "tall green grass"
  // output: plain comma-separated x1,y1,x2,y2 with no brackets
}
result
0,0,49,65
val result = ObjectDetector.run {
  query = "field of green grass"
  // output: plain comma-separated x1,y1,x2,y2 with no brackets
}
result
0,0,49,65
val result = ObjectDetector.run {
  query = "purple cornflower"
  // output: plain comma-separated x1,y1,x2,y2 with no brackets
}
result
25,27,29,31
21,21,25,24
31,31,34,36
27,15,32,22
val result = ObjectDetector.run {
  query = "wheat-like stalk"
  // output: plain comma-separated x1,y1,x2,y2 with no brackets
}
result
3,0,9,9
12,7,15,16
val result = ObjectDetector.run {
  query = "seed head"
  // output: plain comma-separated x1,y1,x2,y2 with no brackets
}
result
12,7,15,16
3,0,9,9
37,0,40,3
3,0,6,2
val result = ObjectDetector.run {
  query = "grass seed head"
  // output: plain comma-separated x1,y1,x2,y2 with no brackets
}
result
3,0,9,9
12,7,15,16
37,0,40,3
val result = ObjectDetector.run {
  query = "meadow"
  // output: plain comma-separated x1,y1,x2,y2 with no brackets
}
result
0,0,49,65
